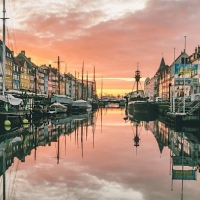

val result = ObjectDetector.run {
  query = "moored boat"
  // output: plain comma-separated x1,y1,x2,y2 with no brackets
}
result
127,69,156,114
48,102,68,114
50,94,73,111
0,94,30,126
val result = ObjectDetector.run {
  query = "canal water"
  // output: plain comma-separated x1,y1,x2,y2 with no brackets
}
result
0,107,200,200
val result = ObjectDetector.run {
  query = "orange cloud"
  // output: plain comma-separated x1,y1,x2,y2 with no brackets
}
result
2,0,200,96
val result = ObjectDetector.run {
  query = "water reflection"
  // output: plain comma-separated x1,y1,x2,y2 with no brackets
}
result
0,108,200,199
126,109,200,200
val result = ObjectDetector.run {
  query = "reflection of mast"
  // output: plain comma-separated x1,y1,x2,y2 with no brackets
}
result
81,122,84,158
77,122,79,148
101,107,102,133
75,121,77,145
2,149,6,200
65,135,66,156
86,114,88,141
133,122,140,154
170,131,198,200
92,111,97,148
34,126,37,161
57,127,60,164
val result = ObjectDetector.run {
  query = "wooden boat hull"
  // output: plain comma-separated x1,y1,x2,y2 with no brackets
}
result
128,108,157,122
128,101,158,114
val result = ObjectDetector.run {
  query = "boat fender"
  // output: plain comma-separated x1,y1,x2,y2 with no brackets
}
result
4,119,11,126
4,125,11,130
23,124,29,128
23,119,29,124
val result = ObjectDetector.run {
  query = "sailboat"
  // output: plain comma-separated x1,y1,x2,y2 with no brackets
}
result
48,56,73,112
72,61,92,113
87,66,99,110
47,56,69,115
0,0,30,126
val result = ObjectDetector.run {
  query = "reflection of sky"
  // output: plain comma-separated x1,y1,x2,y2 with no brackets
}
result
2,108,200,200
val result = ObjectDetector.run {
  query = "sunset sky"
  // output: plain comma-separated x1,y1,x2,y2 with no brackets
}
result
1,0,200,96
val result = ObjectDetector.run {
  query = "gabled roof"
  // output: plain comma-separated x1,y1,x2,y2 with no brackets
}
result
156,57,166,73
14,57,25,67
0,40,15,62
171,51,188,66
16,51,37,69
51,67,58,75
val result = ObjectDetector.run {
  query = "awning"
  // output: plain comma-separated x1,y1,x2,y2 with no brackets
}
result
7,94,23,105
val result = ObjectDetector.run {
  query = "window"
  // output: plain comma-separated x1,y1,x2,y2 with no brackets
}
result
181,57,185,64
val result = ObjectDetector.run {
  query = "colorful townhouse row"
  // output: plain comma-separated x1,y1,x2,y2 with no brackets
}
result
144,46,200,101
0,40,96,100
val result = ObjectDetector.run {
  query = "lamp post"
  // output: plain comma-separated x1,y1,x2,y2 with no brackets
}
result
2,0,6,96
169,83,172,102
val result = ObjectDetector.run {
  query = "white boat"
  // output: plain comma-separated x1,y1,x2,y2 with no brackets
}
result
0,93,30,127
50,94,73,107
48,102,68,114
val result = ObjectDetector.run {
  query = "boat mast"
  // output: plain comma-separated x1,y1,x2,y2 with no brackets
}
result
65,64,67,95
34,67,37,94
58,56,60,95
81,61,84,99
55,56,64,95
86,71,88,100
75,71,77,100
2,1,7,197
134,69,141,95
93,66,96,98
2,0,7,96
101,76,103,99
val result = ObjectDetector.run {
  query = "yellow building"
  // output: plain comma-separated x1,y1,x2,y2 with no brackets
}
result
19,60,30,91
5,51,13,91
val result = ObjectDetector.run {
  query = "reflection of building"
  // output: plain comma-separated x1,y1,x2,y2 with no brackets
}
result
144,119,200,169
0,111,97,175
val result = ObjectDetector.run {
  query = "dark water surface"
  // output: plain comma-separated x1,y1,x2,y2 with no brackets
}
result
1,107,200,200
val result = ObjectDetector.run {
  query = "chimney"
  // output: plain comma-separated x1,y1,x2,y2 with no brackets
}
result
21,50,25,55
195,47,197,53
28,57,31,62
11,51,14,56
198,45,200,53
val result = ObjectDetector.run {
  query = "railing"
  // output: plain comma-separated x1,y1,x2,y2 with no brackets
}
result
175,101,200,114
187,101,200,115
